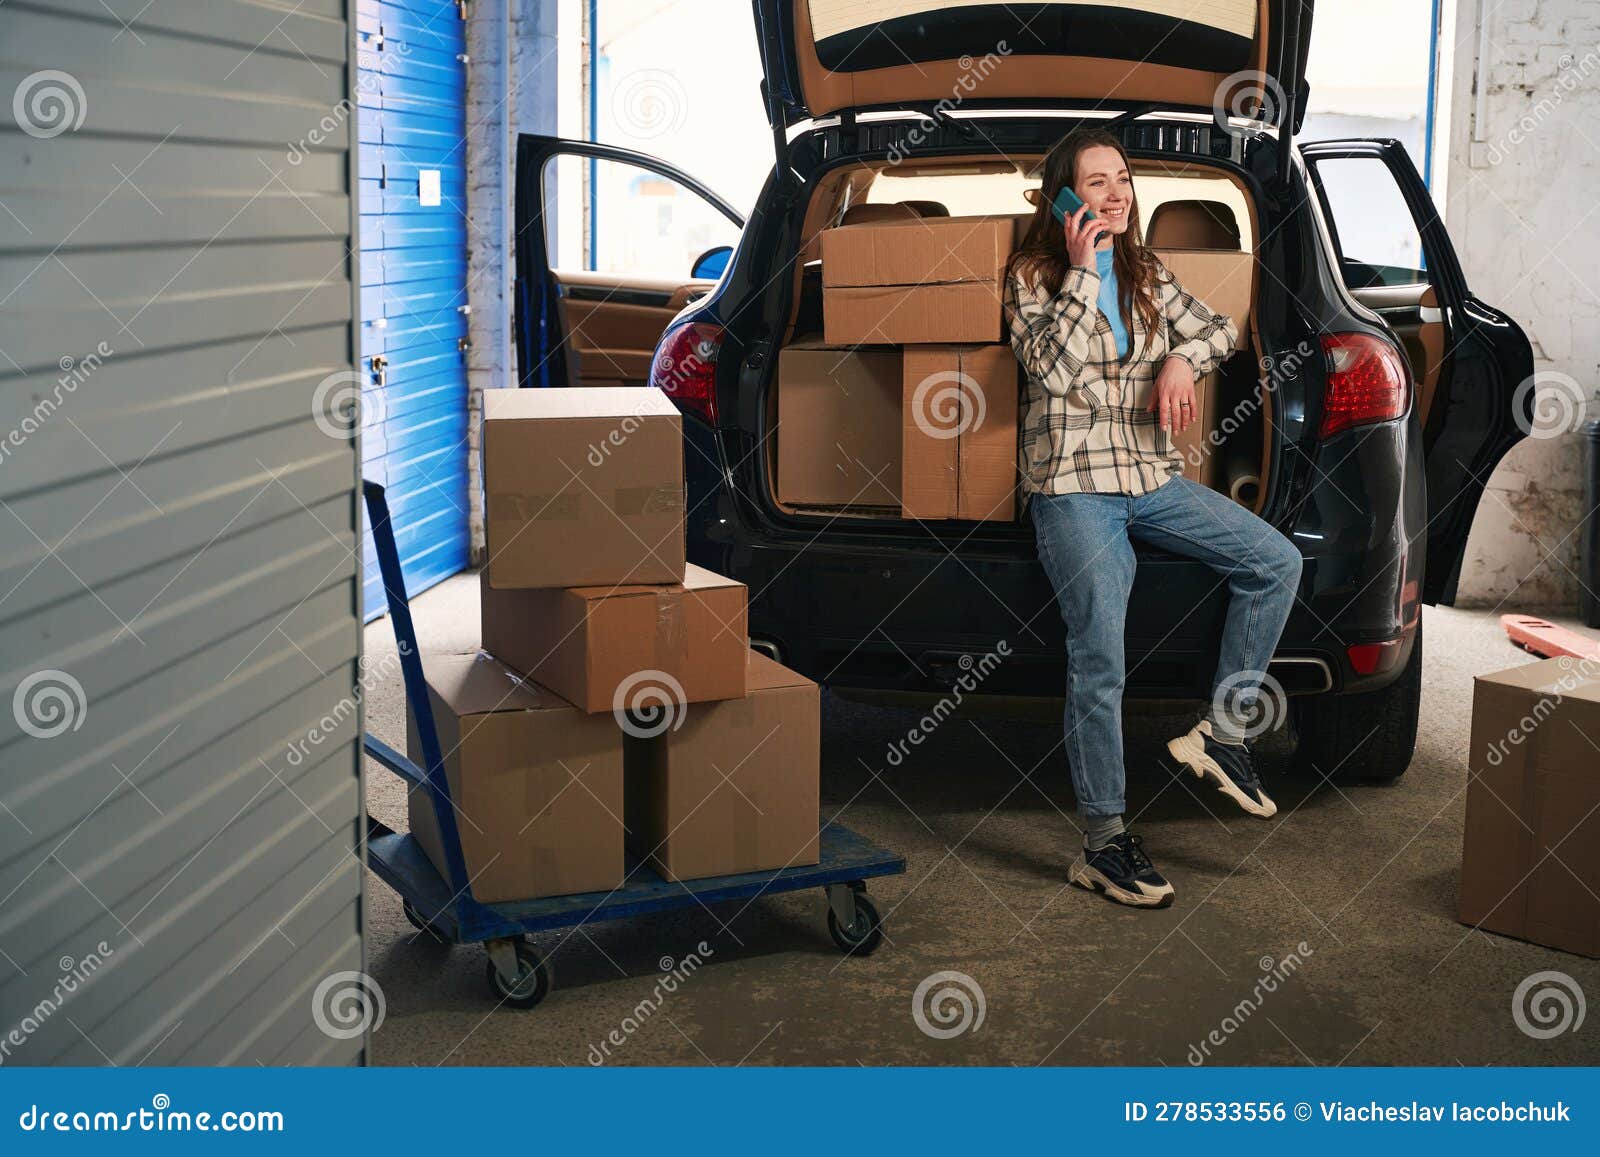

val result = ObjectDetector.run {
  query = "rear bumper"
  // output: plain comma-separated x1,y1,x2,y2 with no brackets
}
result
686,416,1423,701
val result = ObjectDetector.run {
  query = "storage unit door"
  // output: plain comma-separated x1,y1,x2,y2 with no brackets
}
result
357,0,471,619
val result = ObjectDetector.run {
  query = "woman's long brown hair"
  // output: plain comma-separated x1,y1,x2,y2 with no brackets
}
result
1009,129,1163,358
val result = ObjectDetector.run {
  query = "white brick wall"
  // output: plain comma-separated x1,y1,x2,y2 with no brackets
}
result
1445,0,1599,607
464,0,562,560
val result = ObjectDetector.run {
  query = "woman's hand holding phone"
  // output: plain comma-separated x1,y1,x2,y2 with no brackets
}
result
1063,204,1110,269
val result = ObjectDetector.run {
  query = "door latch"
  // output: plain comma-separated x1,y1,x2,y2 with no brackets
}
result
370,355,388,388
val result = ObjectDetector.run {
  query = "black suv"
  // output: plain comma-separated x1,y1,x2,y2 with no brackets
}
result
515,1,1532,782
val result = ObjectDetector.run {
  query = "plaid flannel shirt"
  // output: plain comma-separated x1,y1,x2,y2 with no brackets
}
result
1005,256,1239,500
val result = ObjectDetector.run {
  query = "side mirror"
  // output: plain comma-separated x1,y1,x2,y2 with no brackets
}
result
690,245,732,280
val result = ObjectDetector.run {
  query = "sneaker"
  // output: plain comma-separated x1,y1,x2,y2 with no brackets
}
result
1167,719,1278,818
1069,833,1176,908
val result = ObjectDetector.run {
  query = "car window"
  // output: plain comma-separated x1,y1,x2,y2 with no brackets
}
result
863,166,1033,218
542,153,741,282
1307,155,1428,288
862,159,1254,251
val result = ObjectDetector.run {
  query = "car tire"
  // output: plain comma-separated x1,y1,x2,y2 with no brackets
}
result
1292,620,1422,783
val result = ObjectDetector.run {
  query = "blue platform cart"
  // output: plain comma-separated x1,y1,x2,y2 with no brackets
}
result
360,480,908,1007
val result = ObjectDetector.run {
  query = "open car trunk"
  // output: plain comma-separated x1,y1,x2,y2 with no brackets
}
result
757,153,1277,530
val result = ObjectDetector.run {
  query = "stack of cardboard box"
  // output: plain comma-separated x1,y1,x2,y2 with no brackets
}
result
780,213,1021,521
781,211,1234,519
406,387,820,904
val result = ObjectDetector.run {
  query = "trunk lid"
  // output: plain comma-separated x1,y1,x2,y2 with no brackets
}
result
753,1,1313,132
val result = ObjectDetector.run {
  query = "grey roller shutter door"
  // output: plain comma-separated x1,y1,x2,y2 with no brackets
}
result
0,0,369,1065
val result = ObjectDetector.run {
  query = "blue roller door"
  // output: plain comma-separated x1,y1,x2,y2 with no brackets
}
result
357,1,471,619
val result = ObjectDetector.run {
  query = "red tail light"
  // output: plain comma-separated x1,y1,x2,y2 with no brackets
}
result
1347,638,1405,675
650,321,724,425
1318,332,1410,438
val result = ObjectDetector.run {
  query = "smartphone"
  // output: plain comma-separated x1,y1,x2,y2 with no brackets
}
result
1051,186,1096,224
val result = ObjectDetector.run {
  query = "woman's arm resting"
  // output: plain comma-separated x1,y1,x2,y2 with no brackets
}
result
1158,261,1239,380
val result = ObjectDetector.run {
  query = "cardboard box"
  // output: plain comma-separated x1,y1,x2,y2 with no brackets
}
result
825,282,1003,345
901,344,1018,521
776,342,901,507
1458,655,1600,956
479,562,748,714
624,650,820,882
406,651,624,903
1169,370,1221,488
821,215,1013,345
822,214,1013,288
481,387,685,589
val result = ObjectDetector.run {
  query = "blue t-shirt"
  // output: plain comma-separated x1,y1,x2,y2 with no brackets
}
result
1095,246,1130,359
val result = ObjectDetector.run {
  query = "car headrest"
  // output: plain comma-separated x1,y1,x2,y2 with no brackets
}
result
899,200,950,217
840,202,921,226
1146,200,1242,250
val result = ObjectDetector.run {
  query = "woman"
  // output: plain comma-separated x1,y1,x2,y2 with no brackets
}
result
1005,129,1303,909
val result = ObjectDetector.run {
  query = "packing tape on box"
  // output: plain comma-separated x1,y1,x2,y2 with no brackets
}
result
614,483,684,517
655,586,687,666
488,492,583,522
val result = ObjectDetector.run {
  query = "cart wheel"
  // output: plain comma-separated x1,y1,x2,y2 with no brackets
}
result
485,942,551,1009
402,900,448,944
827,892,884,957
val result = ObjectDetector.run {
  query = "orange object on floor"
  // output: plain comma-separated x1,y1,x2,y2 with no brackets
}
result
1499,613,1600,661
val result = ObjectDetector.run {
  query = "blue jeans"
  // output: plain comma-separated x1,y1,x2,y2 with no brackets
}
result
1030,474,1303,819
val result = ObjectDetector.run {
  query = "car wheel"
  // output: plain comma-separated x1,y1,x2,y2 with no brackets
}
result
1292,619,1422,783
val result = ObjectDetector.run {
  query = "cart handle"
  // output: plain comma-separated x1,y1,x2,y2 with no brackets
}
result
362,479,474,901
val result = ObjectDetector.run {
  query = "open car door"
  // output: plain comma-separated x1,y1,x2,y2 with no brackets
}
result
514,136,744,389
1301,139,1535,605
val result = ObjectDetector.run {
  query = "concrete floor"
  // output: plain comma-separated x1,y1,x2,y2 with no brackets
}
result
361,575,1600,1066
